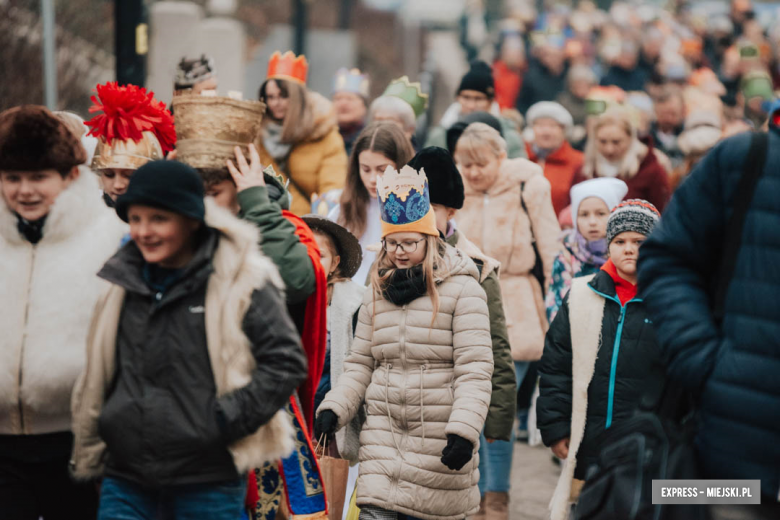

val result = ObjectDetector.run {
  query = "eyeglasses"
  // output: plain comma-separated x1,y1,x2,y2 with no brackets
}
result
382,238,425,253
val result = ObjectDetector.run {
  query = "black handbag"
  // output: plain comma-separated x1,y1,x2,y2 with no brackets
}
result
520,181,545,292
573,132,769,520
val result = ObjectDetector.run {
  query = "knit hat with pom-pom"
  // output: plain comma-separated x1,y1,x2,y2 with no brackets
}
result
606,199,661,244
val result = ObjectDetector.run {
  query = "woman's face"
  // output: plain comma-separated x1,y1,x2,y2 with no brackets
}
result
533,118,566,151
576,197,610,241
313,232,340,278
385,231,427,270
457,148,505,192
101,168,135,201
127,205,201,268
0,168,78,221
595,123,632,163
608,231,645,280
358,150,395,199
265,80,289,121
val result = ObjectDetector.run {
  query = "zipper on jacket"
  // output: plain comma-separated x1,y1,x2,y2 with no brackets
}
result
399,304,408,433
17,246,36,434
587,286,643,430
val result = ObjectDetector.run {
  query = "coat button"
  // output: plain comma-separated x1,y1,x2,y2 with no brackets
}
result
155,292,163,301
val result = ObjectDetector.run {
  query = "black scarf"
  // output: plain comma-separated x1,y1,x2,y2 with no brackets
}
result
103,192,116,208
16,214,47,244
380,265,428,306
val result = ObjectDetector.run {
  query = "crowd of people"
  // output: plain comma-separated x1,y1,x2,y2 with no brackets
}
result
1,1,780,520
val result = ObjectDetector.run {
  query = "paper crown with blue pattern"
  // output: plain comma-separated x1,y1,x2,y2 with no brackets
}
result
333,68,370,99
377,165,439,238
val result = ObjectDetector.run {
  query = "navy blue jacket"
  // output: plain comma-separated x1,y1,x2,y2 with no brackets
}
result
638,128,780,500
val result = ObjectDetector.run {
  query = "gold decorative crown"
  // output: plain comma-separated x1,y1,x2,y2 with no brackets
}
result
382,76,429,118
377,165,427,203
267,51,309,85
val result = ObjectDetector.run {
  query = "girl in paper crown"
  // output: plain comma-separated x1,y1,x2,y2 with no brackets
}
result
314,164,494,520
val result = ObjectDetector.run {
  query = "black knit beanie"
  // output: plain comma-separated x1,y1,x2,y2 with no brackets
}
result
116,160,205,223
408,147,464,210
458,61,495,98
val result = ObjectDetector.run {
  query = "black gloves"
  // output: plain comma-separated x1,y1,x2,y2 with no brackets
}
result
314,410,339,439
440,434,474,471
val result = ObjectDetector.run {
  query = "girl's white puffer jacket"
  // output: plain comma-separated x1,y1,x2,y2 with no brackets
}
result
318,244,494,520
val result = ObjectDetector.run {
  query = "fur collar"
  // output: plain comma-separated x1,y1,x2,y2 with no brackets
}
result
464,158,544,198
450,230,501,282
0,167,110,245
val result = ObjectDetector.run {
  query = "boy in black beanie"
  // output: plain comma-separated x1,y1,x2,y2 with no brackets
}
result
425,61,527,159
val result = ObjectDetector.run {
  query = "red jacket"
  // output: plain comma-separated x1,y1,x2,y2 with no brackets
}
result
493,60,524,111
573,145,671,213
526,141,584,217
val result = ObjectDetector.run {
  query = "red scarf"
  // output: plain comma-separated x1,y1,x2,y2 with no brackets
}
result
601,259,638,305
283,210,328,432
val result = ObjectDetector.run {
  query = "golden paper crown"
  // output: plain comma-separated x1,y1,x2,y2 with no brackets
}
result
377,165,437,238
267,51,309,85
92,131,163,170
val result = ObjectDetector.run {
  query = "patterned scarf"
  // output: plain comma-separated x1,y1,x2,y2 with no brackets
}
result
574,231,608,268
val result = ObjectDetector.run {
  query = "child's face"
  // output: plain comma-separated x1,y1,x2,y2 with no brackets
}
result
384,232,427,270
1,167,78,221
206,179,239,215
100,168,134,201
576,197,610,241
313,232,341,277
128,205,201,268
608,231,646,279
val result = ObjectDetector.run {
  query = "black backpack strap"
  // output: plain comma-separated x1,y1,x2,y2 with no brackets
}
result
519,181,535,242
712,132,769,323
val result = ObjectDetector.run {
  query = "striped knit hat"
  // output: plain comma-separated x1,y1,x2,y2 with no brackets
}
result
606,199,661,244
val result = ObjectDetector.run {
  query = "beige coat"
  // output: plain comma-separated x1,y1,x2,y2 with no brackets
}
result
318,245,494,520
459,158,561,361
70,200,296,480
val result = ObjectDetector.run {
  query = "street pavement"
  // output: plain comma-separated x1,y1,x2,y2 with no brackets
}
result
510,441,561,520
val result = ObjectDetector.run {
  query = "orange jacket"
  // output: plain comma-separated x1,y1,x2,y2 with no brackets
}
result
526,141,584,217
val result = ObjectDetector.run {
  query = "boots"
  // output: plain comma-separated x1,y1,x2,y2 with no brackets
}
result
470,495,486,520
484,491,509,520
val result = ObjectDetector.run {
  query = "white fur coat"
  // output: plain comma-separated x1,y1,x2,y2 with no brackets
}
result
0,169,126,435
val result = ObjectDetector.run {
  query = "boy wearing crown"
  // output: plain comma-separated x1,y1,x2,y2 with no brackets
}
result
86,82,176,207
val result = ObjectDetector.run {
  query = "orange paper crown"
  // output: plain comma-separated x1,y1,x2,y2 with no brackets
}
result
267,51,309,85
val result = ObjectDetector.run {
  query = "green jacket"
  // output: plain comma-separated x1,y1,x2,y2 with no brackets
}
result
425,117,527,159
446,229,516,441
237,172,316,305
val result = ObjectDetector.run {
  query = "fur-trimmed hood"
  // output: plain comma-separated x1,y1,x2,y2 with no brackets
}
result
0,166,127,436
435,242,482,284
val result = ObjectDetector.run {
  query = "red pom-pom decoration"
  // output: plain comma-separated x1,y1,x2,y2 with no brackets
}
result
85,82,176,153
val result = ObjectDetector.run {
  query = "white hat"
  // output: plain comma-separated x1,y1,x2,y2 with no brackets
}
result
570,178,629,218
526,101,573,129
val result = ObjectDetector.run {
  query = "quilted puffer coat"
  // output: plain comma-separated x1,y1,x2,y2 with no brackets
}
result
317,245,494,520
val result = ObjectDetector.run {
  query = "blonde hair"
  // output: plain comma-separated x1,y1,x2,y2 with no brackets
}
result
453,122,507,165
370,235,445,325
582,107,645,180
